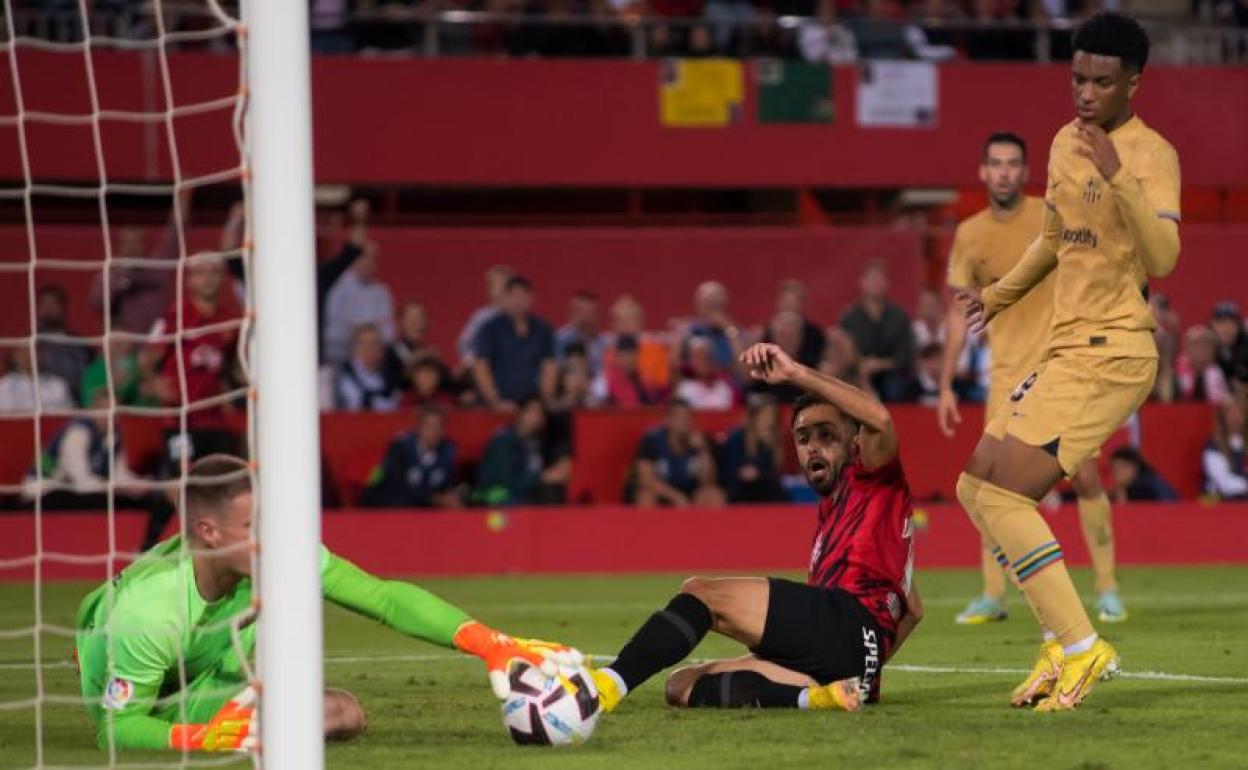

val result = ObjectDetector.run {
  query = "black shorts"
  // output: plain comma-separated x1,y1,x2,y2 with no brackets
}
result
751,578,884,701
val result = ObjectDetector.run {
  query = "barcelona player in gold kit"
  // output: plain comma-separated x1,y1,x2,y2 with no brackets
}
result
940,133,1126,627
957,13,1180,711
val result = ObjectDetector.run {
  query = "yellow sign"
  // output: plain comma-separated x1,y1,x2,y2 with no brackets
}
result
659,59,743,128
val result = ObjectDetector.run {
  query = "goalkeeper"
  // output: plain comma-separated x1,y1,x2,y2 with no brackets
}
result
75,454,579,752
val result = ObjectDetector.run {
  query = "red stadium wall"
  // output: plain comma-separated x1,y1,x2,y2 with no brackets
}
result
3,503,1246,581
1,54,1246,187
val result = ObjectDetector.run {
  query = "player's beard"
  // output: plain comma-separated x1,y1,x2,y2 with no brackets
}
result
990,190,1020,210
804,457,844,497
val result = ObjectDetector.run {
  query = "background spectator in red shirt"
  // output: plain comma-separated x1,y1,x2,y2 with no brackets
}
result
606,294,672,396
149,253,241,473
335,324,402,413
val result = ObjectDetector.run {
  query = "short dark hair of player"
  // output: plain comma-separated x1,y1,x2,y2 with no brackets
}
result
505,275,533,293
186,454,251,518
1072,13,1150,74
982,132,1027,164
790,392,862,436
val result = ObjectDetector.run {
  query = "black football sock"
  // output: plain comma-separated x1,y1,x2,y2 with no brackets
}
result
607,593,712,693
687,671,805,708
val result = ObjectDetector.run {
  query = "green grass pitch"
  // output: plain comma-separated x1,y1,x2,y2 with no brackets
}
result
1,565,1246,769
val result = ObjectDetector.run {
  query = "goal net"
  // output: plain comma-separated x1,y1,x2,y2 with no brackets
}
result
0,1,322,767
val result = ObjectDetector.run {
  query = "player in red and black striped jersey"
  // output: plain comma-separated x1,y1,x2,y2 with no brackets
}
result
589,342,922,713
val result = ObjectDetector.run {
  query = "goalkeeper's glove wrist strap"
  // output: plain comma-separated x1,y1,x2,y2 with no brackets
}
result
168,723,206,750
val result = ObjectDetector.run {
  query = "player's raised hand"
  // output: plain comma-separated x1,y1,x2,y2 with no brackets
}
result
937,387,961,437
1074,121,1122,180
740,343,800,384
954,287,991,335
453,621,585,699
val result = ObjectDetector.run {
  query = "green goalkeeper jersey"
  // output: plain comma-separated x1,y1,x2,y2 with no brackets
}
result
75,535,470,750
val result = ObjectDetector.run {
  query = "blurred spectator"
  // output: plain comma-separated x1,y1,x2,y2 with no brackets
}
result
952,329,990,404
335,324,402,412
556,290,606,375
1203,397,1248,500
474,397,571,506
1108,446,1178,502
550,344,594,414
605,294,671,395
769,280,825,367
681,280,744,373
591,334,665,407
35,285,91,402
839,260,914,402
964,0,1034,60
754,310,807,403
149,254,241,472
903,342,943,406
361,404,464,508
0,345,72,413
846,0,913,59
718,396,788,503
704,0,755,53
316,199,370,360
21,388,176,551
472,276,557,411
799,0,859,63
456,264,514,363
626,399,724,507
89,191,187,335
675,336,736,410
818,327,870,392
1175,325,1230,404
323,238,395,366
1150,293,1181,402
911,287,945,349
1210,301,1248,387
79,338,160,408
310,0,355,53
405,357,458,408
385,300,434,392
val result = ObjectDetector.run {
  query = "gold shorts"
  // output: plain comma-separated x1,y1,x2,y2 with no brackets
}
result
985,352,1156,475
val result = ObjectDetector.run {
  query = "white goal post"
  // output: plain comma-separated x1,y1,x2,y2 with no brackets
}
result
246,0,325,768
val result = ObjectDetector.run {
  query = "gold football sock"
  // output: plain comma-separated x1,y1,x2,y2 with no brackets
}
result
1078,492,1117,593
975,479,1095,647
956,473,1009,602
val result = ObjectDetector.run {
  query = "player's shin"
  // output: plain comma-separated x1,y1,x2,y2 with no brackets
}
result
598,592,712,709
975,481,1096,649
1077,493,1117,594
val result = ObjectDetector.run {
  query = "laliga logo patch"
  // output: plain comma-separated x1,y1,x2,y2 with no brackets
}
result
103,677,134,711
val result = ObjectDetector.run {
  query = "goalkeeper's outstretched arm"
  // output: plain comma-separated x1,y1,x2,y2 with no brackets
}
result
321,553,582,698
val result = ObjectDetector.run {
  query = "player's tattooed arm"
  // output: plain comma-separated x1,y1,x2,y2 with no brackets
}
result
740,342,898,469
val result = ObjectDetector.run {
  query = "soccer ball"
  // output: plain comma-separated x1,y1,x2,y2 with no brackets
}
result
501,661,601,746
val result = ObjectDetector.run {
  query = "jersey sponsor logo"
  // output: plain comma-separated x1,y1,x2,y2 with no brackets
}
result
859,627,880,702
103,677,134,711
1061,227,1098,248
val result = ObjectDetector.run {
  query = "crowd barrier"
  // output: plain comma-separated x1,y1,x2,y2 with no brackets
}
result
0,403,1220,515
3,501,1245,581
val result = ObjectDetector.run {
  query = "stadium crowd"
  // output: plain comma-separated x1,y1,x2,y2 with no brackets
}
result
2,197,1247,514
